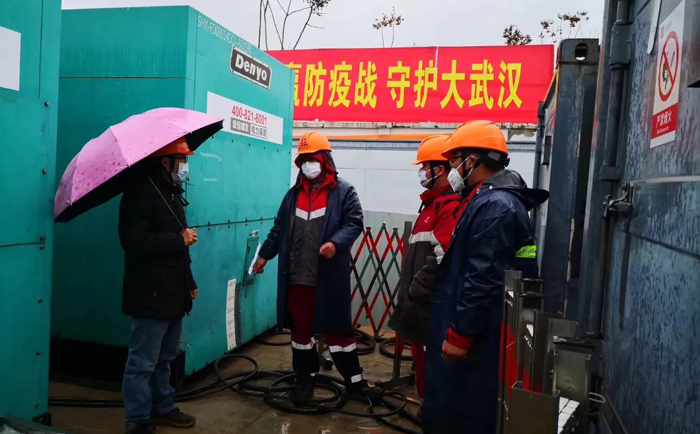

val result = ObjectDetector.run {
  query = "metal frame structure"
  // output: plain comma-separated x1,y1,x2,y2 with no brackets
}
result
498,271,590,434
350,223,408,337
533,38,600,319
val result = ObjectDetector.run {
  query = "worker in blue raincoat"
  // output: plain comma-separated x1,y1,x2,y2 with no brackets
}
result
253,131,381,405
422,121,549,434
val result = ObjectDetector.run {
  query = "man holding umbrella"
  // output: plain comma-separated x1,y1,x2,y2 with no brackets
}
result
119,138,199,434
253,131,380,405
54,108,223,433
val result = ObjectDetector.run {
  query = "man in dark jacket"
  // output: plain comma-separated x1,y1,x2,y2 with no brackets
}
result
422,121,548,434
388,134,460,404
119,138,199,434
253,131,379,404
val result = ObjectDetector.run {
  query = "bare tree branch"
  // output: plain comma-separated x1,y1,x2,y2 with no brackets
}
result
281,0,293,48
263,0,269,50
265,0,284,48
256,0,332,50
502,25,532,45
307,23,324,29
289,6,312,16
257,0,263,47
293,7,314,49
374,8,403,48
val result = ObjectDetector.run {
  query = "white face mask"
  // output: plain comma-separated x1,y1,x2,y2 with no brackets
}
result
301,161,322,180
447,159,469,193
418,168,431,188
171,162,189,185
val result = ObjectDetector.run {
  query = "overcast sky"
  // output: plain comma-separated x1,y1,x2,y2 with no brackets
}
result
62,0,605,50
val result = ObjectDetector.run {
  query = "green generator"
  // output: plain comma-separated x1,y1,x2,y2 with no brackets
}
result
0,0,60,423
51,7,294,383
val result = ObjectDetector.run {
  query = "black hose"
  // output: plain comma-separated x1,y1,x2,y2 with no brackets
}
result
354,328,377,355
372,396,423,434
380,337,413,361
49,354,260,408
255,373,408,419
49,351,420,429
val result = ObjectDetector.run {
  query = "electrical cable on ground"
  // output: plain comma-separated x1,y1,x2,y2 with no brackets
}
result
49,343,421,434
379,337,413,361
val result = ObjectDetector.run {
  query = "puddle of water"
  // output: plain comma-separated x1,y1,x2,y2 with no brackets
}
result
279,418,292,434
356,427,384,434
356,417,383,434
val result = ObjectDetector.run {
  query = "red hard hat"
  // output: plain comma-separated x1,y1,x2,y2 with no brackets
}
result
151,138,195,157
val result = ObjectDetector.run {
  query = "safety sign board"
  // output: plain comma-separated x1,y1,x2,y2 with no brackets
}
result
651,0,684,148
207,91,284,145
0,26,21,91
226,279,237,351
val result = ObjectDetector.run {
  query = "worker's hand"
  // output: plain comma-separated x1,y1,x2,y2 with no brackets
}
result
190,288,198,300
253,258,268,274
182,228,198,246
442,340,468,362
319,242,337,259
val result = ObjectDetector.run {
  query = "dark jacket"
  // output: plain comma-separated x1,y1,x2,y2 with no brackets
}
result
422,169,549,434
287,165,337,287
259,153,363,334
119,166,197,319
388,185,460,345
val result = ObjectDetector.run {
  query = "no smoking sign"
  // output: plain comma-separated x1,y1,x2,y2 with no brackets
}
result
658,31,679,101
651,0,684,148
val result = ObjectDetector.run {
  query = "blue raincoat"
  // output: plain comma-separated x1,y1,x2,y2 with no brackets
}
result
258,153,364,334
422,170,549,434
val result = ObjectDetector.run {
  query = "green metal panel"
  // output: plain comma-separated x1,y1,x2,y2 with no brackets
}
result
179,223,279,372
0,244,53,418
53,7,293,373
0,0,61,420
59,7,190,79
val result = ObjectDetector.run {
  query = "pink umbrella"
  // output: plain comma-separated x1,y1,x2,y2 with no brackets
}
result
54,107,223,222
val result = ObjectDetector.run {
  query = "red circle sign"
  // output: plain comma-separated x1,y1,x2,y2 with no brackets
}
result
658,31,679,102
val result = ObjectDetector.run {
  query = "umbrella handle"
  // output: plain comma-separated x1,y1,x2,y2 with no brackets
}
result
148,177,186,231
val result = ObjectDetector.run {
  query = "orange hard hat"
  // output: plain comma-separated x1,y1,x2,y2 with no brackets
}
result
442,120,508,160
413,135,451,165
151,137,195,157
297,131,332,155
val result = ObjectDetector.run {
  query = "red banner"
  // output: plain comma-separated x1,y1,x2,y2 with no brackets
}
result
267,46,554,124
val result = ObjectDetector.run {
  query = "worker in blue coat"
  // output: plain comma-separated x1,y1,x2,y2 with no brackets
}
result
253,131,380,405
422,121,549,434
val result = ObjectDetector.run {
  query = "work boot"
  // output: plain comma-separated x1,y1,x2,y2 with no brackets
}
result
346,380,383,404
150,408,196,428
127,423,157,434
292,380,316,406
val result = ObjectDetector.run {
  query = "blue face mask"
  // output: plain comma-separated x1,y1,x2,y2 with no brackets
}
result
171,162,189,185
